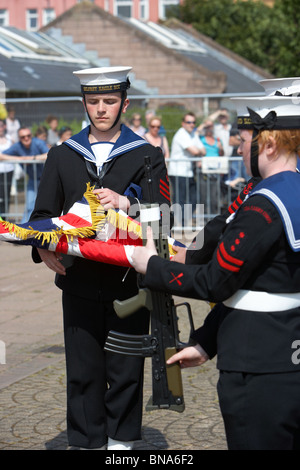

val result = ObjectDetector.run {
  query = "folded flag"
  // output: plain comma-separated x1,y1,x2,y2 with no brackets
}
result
0,184,183,267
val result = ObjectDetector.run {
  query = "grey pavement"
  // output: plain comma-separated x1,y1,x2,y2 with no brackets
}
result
0,242,227,451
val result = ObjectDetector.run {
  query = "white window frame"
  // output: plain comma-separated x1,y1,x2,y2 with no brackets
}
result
114,0,133,18
0,9,9,27
42,8,56,26
158,0,180,20
139,0,149,20
26,9,39,32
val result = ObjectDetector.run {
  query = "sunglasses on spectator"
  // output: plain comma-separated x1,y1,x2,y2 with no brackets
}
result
184,120,196,124
20,134,32,139
150,125,160,128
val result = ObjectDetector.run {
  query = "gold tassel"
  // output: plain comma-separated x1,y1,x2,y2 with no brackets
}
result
1,183,107,245
106,209,142,239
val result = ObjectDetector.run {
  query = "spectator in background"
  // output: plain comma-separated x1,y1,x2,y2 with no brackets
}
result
168,112,206,225
6,106,22,197
227,123,249,185
196,120,224,215
46,115,59,147
145,109,166,137
206,109,248,200
0,126,48,222
129,113,146,137
5,106,20,143
199,120,224,156
0,119,13,217
35,125,48,143
210,108,232,157
54,126,73,146
144,116,169,160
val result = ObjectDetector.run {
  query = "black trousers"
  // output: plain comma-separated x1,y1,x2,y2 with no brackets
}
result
217,370,300,450
62,291,149,449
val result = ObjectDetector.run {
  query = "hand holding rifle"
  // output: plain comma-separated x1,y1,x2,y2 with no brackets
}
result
131,225,158,274
166,344,209,369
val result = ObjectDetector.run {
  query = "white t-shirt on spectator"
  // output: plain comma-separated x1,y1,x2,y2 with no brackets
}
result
168,127,204,178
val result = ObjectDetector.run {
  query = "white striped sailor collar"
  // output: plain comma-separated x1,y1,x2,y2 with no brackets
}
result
64,124,148,163
250,171,300,252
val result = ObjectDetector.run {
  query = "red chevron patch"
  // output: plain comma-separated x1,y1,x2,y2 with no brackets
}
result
217,242,244,272
160,178,170,201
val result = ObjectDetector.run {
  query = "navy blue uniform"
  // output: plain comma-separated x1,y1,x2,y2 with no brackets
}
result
144,172,300,449
31,125,170,448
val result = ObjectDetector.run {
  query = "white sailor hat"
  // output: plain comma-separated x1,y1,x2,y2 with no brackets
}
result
73,66,132,94
259,77,300,97
231,80,300,177
231,95,300,131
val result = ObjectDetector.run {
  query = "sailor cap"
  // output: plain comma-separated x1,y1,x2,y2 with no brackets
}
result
231,96,300,131
259,77,300,97
231,77,300,178
73,66,132,94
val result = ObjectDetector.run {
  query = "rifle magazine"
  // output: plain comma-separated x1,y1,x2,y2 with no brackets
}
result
104,330,155,357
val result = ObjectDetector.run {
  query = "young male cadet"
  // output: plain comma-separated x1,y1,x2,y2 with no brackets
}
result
30,66,170,450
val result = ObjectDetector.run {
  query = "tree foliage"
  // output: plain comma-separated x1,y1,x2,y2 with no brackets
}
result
172,0,300,77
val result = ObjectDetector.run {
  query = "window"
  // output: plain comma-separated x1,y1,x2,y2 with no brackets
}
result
26,9,39,31
115,0,133,18
140,0,149,20
0,9,9,27
43,8,56,26
159,0,180,20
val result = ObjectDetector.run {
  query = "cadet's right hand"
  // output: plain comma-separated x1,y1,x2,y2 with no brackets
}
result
37,248,66,275
171,246,187,264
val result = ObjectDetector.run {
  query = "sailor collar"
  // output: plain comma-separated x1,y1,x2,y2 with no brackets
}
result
250,171,300,252
64,124,148,163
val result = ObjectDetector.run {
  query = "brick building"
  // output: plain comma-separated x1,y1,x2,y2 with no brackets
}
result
0,1,272,118
42,2,225,114
40,2,270,113
0,0,182,30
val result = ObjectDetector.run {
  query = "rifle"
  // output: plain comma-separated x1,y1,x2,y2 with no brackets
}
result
104,156,195,412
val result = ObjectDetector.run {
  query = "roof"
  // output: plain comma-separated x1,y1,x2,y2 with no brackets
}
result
126,19,271,94
0,11,272,98
0,26,142,96
0,26,90,95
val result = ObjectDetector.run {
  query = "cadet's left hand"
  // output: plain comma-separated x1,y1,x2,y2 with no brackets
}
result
131,226,158,274
166,344,209,369
93,188,130,211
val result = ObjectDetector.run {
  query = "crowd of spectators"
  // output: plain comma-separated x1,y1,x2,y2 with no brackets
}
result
0,108,73,221
0,104,248,225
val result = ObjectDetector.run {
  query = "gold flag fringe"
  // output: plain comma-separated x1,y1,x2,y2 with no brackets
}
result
1,183,107,245
1,183,142,245
1,183,179,256
106,208,142,239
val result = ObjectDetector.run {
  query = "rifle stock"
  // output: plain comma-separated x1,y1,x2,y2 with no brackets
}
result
113,288,153,319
